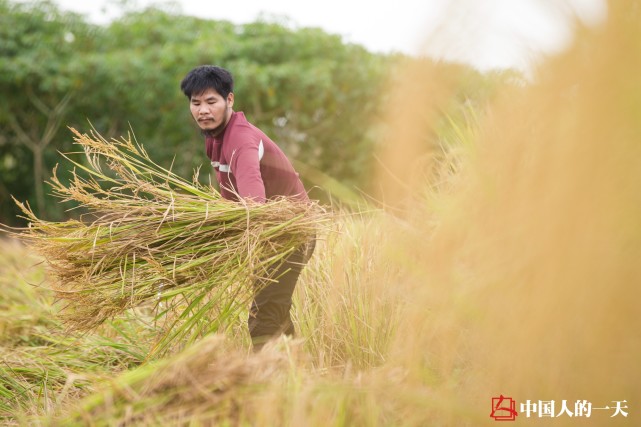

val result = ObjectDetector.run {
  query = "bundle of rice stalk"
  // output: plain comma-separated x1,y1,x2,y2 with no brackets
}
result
1,345,97,420
0,320,156,422
8,128,326,356
53,334,288,426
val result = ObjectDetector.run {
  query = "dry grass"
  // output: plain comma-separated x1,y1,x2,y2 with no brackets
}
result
52,334,291,426
293,212,404,371
0,241,156,423
366,1,641,425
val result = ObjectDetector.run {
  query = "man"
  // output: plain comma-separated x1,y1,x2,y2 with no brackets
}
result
180,65,314,350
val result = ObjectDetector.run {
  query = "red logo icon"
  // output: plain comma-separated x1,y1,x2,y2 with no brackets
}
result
490,395,518,421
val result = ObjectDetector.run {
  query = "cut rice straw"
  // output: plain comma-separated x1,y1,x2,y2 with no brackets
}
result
8,128,327,357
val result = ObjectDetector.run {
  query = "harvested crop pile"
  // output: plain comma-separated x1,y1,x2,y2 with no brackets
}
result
54,334,289,426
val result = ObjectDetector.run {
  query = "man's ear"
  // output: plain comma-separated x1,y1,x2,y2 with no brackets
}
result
227,92,234,108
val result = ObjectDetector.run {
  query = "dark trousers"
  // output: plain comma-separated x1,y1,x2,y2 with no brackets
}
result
248,239,315,347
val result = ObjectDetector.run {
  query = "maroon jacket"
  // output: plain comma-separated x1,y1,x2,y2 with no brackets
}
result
205,111,308,203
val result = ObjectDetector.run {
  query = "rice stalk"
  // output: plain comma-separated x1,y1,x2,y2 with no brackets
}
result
0,240,163,424
293,211,403,371
52,334,290,426
0,318,157,422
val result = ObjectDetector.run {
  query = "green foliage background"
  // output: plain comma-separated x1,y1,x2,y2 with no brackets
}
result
0,0,511,225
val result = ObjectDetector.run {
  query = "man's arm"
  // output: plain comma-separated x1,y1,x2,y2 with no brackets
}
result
230,144,266,203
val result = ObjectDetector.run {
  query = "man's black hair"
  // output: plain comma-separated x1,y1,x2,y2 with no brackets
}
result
180,65,234,99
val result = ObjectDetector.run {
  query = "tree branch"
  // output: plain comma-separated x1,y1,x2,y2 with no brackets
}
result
7,113,37,152
26,85,53,117
41,92,73,148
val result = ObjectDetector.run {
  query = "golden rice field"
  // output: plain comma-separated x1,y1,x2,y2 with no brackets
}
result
2,1,640,425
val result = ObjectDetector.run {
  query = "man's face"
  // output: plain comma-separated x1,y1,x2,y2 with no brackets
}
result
189,88,234,136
